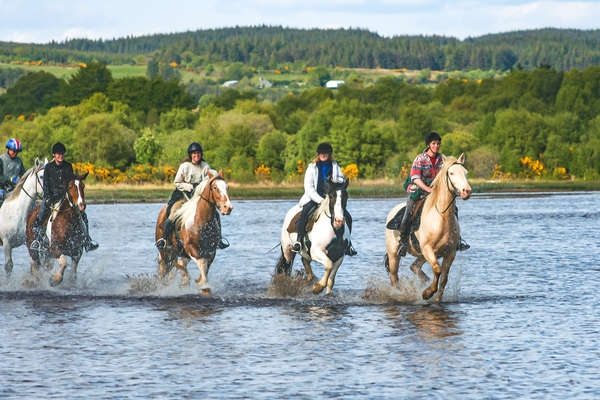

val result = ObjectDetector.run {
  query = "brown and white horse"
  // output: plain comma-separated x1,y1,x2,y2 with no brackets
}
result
155,170,232,295
26,173,89,286
385,154,471,302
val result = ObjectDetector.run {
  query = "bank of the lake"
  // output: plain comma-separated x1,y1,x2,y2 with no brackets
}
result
84,179,600,203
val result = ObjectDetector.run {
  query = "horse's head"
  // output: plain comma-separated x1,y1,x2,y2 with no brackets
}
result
324,177,348,229
445,153,472,200
207,170,233,215
67,172,88,211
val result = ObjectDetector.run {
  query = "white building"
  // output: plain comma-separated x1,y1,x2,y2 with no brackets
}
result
325,80,345,89
223,80,239,88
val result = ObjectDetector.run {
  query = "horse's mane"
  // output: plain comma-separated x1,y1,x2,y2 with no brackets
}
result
313,194,331,220
5,165,39,201
171,170,217,227
427,155,458,203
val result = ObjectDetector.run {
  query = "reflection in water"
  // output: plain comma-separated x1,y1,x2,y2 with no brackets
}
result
163,305,223,327
383,305,462,341
287,304,349,324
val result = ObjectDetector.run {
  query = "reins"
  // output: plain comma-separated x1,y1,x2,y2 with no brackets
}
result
435,161,463,215
199,176,225,208
21,168,44,201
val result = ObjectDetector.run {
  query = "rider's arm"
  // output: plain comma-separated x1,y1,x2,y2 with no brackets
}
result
331,162,345,183
304,163,324,203
174,163,194,192
0,160,9,186
412,177,432,193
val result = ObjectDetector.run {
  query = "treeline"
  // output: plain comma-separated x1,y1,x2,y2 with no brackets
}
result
0,63,599,180
3,27,600,71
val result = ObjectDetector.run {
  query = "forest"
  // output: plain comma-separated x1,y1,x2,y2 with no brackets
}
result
2,27,600,71
0,60,599,183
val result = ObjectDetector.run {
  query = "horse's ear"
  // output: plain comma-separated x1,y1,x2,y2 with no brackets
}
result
80,172,89,180
208,170,215,179
44,157,48,164
35,157,40,167
458,153,465,164
218,169,223,177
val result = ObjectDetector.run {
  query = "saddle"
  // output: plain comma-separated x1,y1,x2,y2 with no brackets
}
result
386,198,425,232
286,209,317,234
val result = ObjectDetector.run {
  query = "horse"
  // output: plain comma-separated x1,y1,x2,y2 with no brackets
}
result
25,173,89,286
155,170,233,295
0,158,47,275
384,154,471,302
276,178,351,295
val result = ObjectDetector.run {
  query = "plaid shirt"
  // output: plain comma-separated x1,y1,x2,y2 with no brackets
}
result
407,149,444,194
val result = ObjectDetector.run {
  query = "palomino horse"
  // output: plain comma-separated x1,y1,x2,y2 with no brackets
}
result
0,158,46,275
155,170,233,295
385,154,471,302
276,178,350,295
25,173,89,286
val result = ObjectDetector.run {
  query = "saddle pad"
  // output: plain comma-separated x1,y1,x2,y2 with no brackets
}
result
386,199,425,231
286,211,316,234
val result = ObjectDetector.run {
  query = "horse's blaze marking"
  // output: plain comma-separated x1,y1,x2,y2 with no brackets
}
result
74,180,84,207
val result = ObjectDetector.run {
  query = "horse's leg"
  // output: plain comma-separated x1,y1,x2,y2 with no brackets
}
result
410,258,429,283
4,245,13,275
385,229,401,285
311,249,332,294
192,255,213,296
174,257,190,286
50,254,68,286
157,250,170,280
301,258,315,281
69,254,81,284
432,252,456,303
325,259,343,295
421,246,442,300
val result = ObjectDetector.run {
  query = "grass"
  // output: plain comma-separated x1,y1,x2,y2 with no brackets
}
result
83,179,600,203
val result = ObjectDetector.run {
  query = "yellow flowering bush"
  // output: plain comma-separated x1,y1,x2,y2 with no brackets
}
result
73,162,176,184
254,164,272,180
520,156,545,178
491,164,512,180
342,163,359,180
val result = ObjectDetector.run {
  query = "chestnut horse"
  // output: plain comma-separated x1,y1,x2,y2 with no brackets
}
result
276,178,351,295
385,154,471,302
155,170,233,295
25,173,89,286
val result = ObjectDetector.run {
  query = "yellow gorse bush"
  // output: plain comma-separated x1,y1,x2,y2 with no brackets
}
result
73,162,176,184
520,156,545,178
342,163,359,180
254,164,272,180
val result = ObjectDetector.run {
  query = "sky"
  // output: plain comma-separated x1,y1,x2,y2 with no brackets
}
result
1,0,599,44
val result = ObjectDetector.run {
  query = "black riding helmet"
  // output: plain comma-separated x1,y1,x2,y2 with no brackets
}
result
52,142,66,154
187,142,203,155
316,142,333,154
425,132,442,146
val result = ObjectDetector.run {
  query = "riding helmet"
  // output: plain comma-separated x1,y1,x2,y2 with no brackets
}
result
316,142,333,154
187,142,203,154
425,131,442,146
52,142,66,154
5,138,22,152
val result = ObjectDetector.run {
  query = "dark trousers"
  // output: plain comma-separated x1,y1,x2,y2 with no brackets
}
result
296,201,318,238
400,196,416,240
162,189,193,241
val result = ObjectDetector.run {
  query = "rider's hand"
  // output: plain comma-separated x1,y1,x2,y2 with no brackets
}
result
11,177,18,184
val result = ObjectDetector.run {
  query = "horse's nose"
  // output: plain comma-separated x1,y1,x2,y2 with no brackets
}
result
462,186,472,199
79,203,86,211
221,203,233,215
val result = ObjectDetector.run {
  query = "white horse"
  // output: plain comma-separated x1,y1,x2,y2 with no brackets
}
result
276,179,350,295
0,158,46,275
385,154,471,302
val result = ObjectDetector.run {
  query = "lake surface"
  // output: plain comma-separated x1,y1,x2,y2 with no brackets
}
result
1,192,599,399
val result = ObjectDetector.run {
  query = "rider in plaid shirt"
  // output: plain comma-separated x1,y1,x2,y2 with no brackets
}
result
397,132,469,256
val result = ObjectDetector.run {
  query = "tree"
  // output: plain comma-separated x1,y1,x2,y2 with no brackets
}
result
0,71,65,116
60,61,113,105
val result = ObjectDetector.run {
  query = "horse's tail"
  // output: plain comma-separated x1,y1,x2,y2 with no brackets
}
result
275,245,292,276
383,252,390,273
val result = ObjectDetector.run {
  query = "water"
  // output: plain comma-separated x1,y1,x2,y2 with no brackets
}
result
1,192,599,399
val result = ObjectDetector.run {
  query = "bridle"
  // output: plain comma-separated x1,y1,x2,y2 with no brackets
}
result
436,161,464,215
200,176,226,208
21,167,44,201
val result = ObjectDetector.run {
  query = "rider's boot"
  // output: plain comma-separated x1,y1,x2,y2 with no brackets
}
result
80,212,99,252
30,224,45,251
156,219,174,249
345,240,358,256
397,219,410,257
457,236,470,251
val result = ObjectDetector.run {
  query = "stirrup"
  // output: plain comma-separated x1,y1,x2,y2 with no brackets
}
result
345,244,358,256
30,240,41,251
217,238,230,249
156,238,167,249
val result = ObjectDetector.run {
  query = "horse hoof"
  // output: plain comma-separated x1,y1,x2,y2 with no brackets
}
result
422,289,435,300
49,277,62,287
312,283,324,294
200,288,211,296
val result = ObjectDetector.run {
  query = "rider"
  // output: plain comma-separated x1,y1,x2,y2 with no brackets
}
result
156,142,229,250
292,142,357,256
30,142,99,252
0,138,26,201
397,131,469,256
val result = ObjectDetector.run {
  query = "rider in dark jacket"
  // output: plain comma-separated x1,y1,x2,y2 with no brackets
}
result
30,142,99,252
0,138,26,201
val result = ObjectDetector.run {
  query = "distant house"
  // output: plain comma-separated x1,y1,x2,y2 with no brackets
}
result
258,77,272,88
325,80,345,89
223,80,239,88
